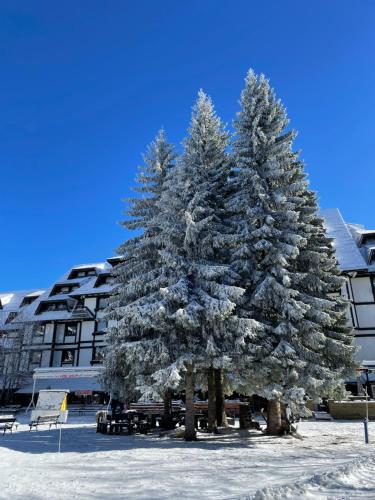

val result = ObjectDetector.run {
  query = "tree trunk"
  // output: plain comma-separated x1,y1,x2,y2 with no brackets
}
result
215,368,228,427
162,388,174,430
267,399,283,435
207,367,217,433
184,364,196,441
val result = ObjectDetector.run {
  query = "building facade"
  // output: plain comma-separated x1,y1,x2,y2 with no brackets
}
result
0,258,121,403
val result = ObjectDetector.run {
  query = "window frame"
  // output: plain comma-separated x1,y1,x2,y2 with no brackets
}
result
97,296,110,311
61,349,75,366
94,319,107,335
29,350,42,368
64,322,78,341
91,346,105,365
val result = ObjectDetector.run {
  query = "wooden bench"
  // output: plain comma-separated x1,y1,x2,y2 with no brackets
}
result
0,416,17,436
29,414,60,431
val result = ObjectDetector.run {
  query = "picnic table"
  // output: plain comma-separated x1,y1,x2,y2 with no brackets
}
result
97,410,151,435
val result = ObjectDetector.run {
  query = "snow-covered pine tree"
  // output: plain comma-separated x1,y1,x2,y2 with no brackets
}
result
291,184,356,403
228,70,307,423
230,70,355,434
144,91,258,440
103,130,177,413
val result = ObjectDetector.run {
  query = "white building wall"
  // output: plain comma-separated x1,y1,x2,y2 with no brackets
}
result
41,350,50,368
84,297,97,313
351,277,374,303
356,338,375,363
56,323,65,343
44,323,54,343
81,321,95,341
78,348,92,366
355,305,375,329
52,350,62,367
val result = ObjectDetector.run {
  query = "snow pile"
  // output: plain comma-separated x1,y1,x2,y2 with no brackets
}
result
253,454,375,499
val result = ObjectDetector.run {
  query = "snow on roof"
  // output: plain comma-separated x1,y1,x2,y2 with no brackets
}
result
0,289,45,329
69,276,117,297
24,290,45,298
0,260,113,326
0,290,43,310
70,262,109,271
319,208,367,272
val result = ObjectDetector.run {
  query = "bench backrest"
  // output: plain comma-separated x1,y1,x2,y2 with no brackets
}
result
129,402,183,414
37,415,59,422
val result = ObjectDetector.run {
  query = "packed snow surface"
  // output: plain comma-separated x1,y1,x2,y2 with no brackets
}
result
0,417,374,499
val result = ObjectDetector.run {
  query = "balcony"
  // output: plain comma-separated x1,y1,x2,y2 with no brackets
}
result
70,304,95,320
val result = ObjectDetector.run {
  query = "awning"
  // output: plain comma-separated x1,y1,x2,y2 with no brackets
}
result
16,376,104,394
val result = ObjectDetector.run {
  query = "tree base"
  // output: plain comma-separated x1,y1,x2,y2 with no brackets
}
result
184,429,197,441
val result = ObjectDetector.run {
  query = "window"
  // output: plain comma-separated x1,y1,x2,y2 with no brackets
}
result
70,269,96,279
91,347,105,365
53,284,80,295
95,275,115,287
64,323,78,339
38,301,68,313
21,295,39,306
74,298,85,310
95,319,107,334
5,312,18,324
29,351,42,368
61,349,74,366
35,324,45,337
97,297,110,310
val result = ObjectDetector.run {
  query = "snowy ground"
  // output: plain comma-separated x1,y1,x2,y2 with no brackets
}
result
0,416,374,499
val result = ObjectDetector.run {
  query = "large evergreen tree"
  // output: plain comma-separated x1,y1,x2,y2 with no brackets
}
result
142,91,258,440
103,130,177,404
229,70,355,434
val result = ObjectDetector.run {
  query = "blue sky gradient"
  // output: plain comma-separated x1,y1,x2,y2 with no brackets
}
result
0,0,374,290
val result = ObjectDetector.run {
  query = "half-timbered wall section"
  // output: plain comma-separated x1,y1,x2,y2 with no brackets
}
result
321,209,375,366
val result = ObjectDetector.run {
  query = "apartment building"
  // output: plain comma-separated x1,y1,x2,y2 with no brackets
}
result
0,258,121,403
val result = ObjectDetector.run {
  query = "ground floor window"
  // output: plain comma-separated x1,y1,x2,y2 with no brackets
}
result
61,349,75,366
29,351,42,369
91,346,105,365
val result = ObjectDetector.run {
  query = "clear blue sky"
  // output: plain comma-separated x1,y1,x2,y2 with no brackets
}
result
1,0,374,290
